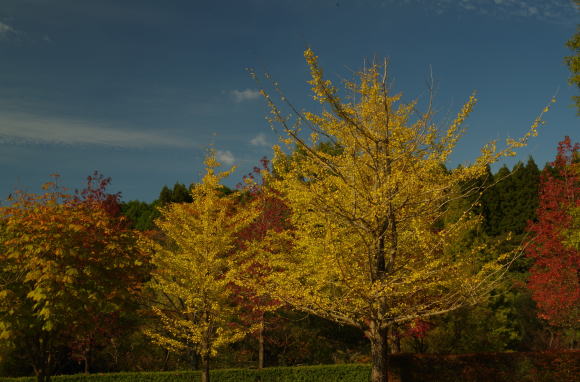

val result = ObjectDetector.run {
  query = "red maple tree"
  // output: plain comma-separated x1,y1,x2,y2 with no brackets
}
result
233,158,289,369
526,137,579,330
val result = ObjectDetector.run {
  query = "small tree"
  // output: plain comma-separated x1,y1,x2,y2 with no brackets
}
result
526,137,579,344
249,49,549,382
143,152,256,382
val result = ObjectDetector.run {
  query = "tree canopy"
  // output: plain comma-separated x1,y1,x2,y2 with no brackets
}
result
0,173,149,381
249,49,549,382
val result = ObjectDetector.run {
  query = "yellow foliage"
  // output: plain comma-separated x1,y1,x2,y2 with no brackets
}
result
250,49,548,332
143,150,258,359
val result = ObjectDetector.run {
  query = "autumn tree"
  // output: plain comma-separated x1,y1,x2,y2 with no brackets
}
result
248,49,549,382
526,137,579,345
0,173,149,381
233,158,288,369
143,152,257,382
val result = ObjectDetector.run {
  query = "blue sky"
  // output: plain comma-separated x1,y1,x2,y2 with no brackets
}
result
0,0,578,202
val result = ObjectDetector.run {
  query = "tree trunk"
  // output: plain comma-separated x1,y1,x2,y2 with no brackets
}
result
258,317,265,370
162,349,170,371
35,371,48,382
390,325,401,354
83,343,91,374
32,333,53,382
366,322,390,382
34,361,51,382
200,352,210,382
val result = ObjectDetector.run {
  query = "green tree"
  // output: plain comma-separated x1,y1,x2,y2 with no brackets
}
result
430,158,544,353
170,183,193,204
158,186,173,206
120,200,159,231
121,183,196,231
157,183,195,206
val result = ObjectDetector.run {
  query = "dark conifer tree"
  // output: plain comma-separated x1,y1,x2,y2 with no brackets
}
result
158,185,173,206
482,165,510,236
171,183,193,203
120,200,159,231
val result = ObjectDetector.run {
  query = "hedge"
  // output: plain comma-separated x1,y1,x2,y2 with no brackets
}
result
0,364,370,382
2,350,578,382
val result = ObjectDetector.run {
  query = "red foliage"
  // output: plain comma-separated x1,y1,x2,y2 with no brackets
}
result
405,319,434,339
526,137,579,329
75,171,122,218
233,158,289,328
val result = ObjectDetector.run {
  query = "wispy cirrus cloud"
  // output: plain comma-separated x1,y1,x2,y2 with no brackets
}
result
0,112,195,148
230,88,261,103
375,0,578,24
0,20,52,43
216,150,235,165
459,0,576,22
0,21,18,40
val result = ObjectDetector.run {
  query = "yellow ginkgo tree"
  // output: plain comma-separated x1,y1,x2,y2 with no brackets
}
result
247,49,550,382
143,152,257,382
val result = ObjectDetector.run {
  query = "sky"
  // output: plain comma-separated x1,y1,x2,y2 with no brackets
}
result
0,0,578,202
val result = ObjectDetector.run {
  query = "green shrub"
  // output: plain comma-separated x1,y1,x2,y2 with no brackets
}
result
0,364,370,382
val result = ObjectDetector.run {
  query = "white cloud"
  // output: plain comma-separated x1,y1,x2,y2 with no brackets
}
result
230,89,261,103
216,150,235,165
250,133,269,147
0,22,17,40
527,6,538,15
0,112,195,148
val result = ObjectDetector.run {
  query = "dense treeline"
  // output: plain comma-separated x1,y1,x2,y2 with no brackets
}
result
119,155,566,354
